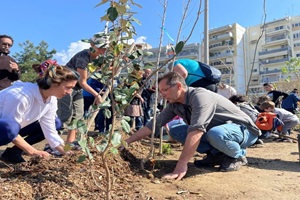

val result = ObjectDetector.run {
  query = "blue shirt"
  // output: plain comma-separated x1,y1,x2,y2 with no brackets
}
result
83,78,106,97
281,92,300,110
174,59,205,86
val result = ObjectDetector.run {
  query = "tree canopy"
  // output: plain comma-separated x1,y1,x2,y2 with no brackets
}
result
13,40,56,82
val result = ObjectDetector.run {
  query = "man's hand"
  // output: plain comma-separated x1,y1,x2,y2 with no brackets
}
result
9,61,19,72
162,161,187,181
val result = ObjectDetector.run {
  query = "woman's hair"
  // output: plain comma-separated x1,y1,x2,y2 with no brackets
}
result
37,65,80,89
158,71,187,89
229,94,247,104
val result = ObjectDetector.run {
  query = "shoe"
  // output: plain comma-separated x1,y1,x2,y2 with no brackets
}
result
194,152,227,168
43,144,62,156
254,139,264,145
219,156,248,172
0,147,25,164
67,141,82,151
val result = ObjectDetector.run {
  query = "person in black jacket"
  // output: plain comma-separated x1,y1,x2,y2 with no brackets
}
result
0,35,20,89
263,83,288,107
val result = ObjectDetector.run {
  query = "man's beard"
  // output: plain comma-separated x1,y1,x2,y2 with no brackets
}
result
0,49,9,55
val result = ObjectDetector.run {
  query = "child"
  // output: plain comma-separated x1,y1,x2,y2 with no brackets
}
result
259,101,299,142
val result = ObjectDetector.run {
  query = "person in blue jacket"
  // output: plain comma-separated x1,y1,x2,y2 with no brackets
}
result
172,58,218,92
281,88,300,114
83,77,112,133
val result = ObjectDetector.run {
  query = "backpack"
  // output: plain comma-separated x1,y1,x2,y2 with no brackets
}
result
197,61,222,83
255,112,283,131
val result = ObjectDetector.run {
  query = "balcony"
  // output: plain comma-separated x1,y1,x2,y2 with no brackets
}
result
209,52,233,60
259,47,290,56
259,57,289,65
209,32,233,42
258,47,291,59
265,25,290,35
263,35,290,47
259,69,282,75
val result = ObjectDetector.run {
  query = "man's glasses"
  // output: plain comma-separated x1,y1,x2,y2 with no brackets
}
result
159,84,176,94
1,43,12,47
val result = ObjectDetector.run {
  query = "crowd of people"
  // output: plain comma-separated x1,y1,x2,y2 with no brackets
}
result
0,34,299,181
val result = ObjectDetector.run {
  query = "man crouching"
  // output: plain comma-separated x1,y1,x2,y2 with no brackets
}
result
124,72,261,180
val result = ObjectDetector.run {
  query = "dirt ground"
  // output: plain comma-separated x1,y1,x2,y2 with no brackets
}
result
0,131,299,200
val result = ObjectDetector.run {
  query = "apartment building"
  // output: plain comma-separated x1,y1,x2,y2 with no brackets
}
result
141,15,300,95
246,16,300,94
143,43,201,74
208,23,246,94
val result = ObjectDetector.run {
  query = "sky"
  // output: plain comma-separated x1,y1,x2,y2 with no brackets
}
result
2,0,300,64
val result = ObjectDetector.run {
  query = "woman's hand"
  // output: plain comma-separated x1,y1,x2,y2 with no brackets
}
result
31,150,50,158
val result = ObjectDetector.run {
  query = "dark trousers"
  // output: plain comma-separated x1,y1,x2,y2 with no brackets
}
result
11,119,62,153
190,78,218,93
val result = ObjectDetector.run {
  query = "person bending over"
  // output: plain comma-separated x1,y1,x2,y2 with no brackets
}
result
123,71,260,180
0,65,79,163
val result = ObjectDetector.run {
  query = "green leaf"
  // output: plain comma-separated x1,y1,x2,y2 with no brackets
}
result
77,155,86,163
89,137,95,147
175,41,185,54
99,100,111,109
131,16,142,25
107,7,118,22
95,0,109,7
67,119,78,130
144,51,153,57
77,120,87,135
111,132,122,147
122,116,131,121
115,3,127,14
121,119,131,133
83,147,93,160
96,140,108,153
120,0,128,4
104,108,112,118
64,144,72,152
110,147,119,155
78,137,87,149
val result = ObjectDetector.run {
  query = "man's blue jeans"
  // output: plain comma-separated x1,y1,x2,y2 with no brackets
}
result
169,123,258,158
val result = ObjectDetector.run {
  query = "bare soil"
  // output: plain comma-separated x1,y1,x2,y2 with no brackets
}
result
0,131,299,200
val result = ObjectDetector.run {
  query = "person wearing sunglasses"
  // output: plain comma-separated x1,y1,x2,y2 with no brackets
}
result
0,35,20,89
123,71,261,180
0,35,14,56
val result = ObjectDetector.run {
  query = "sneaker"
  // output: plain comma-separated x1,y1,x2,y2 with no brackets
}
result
219,156,248,172
254,139,264,145
68,141,82,151
43,144,62,156
194,152,227,168
0,147,26,164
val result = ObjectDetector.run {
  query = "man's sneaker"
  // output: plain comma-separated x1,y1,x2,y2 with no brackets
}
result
43,144,62,156
254,139,264,145
0,147,26,164
194,152,227,168
219,156,248,172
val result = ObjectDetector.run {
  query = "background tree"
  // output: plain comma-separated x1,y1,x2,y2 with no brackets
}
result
13,40,56,82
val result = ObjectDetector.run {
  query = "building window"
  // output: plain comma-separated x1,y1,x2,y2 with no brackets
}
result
296,53,300,57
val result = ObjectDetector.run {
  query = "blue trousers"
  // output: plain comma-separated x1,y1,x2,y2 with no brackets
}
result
169,123,258,158
0,118,62,151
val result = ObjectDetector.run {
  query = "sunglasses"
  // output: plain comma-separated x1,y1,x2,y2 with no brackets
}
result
1,42,12,47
